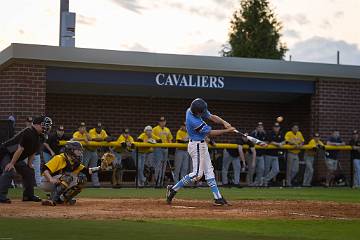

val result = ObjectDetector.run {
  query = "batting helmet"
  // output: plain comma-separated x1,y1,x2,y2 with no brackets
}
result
190,98,208,116
64,141,84,163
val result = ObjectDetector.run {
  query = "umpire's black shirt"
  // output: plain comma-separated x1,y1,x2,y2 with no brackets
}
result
0,127,41,162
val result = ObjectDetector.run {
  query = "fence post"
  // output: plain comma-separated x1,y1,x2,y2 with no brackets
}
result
135,147,139,188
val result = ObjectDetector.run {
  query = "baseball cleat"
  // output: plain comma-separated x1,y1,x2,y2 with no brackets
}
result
23,195,42,202
67,198,77,205
213,197,230,206
166,185,177,204
41,199,56,206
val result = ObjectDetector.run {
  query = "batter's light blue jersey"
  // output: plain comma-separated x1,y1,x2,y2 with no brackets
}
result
186,108,212,141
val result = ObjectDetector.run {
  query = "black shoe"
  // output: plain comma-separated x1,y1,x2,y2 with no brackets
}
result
23,195,41,202
166,185,177,204
213,197,229,206
0,198,11,204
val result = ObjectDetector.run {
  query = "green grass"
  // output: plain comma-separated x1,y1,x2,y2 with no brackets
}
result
8,187,360,203
0,218,359,240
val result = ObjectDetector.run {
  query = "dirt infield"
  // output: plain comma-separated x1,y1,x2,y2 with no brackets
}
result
1,198,360,220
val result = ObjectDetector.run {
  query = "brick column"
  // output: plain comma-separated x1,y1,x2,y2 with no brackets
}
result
0,63,46,131
311,78,360,182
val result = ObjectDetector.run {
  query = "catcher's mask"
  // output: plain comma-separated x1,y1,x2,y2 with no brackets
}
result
33,116,53,135
64,141,84,163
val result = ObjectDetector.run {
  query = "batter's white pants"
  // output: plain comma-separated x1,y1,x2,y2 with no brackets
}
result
187,141,215,181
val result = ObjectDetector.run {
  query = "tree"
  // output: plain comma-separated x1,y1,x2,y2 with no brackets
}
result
221,0,287,59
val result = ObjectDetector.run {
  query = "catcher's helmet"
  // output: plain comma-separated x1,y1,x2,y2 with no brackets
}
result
190,98,208,116
33,116,53,134
64,141,83,162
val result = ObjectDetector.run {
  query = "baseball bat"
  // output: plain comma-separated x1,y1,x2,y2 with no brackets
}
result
233,129,267,145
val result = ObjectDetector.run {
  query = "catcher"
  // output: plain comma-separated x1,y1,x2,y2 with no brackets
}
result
40,141,114,206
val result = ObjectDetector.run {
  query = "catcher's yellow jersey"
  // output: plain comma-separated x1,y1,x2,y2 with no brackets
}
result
45,153,85,175
114,134,134,152
153,125,173,143
137,133,160,153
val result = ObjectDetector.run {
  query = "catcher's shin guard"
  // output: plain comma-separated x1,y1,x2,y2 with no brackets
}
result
50,174,73,203
60,173,87,204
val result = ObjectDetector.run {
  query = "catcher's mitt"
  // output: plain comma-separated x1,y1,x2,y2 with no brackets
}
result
101,152,116,170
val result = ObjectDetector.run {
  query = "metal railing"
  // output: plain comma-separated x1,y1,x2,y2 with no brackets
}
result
59,140,354,187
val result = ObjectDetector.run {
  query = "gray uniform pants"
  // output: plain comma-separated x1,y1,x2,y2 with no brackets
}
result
222,149,241,185
83,150,100,187
303,155,315,186
286,152,300,186
246,155,265,185
264,155,280,183
0,154,35,200
174,149,190,182
154,148,168,186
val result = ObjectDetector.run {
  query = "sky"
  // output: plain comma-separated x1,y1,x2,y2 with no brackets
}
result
0,0,359,65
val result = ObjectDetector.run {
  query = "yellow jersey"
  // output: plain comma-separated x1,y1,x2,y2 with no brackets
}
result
152,125,173,143
137,133,160,153
72,131,89,141
285,131,305,154
176,129,188,150
114,134,135,152
89,128,108,140
305,139,324,156
44,153,85,176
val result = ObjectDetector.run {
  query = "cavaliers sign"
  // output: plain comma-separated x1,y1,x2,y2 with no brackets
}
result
155,73,225,89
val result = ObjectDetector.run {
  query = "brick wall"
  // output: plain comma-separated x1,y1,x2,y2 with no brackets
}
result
45,94,311,142
311,78,360,182
0,63,46,131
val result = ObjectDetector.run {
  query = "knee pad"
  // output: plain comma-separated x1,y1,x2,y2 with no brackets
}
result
77,173,87,187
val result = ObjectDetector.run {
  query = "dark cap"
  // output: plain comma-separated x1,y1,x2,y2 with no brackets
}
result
273,122,280,127
314,133,320,137
159,116,166,122
79,122,86,127
58,125,64,131
123,128,130,133
26,116,33,122
33,116,45,124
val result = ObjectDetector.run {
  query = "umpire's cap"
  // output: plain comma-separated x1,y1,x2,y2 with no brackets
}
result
190,98,207,116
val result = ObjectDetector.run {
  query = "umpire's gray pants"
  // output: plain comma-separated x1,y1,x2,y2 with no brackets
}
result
264,155,280,183
221,149,241,185
83,150,100,187
154,148,168,186
174,149,190,182
286,152,299,186
0,154,35,200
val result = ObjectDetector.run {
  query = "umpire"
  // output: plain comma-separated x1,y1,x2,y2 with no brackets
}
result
0,116,52,203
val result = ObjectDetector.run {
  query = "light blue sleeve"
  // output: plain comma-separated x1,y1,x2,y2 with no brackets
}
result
202,110,211,119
